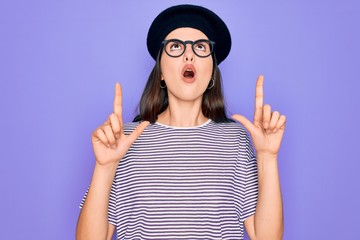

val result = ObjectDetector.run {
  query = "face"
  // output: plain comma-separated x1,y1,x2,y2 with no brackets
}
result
160,27,213,102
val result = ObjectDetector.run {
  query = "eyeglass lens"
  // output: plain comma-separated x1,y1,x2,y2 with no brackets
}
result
164,39,213,58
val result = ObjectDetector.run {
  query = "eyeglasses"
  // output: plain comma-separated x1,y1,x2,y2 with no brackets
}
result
161,39,215,58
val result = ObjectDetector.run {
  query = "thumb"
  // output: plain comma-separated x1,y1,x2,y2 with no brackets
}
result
126,121,150,146
231,114,256,133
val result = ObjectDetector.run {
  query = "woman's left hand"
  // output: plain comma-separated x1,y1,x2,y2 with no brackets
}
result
232,75,286,157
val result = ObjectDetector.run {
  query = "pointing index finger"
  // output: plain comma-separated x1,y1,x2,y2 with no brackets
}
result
113,82,122,119
254,75,264,122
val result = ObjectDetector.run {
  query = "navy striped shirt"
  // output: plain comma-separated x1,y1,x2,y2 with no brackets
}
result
81,120,258,239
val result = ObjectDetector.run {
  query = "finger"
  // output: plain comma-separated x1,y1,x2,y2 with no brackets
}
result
269,111,280,132
109,113,121,138
263,104,271,129
231,114,257,134
254,75,264,123
94,128,110,147
126,121,150,146
276,114,286,131
113,83,123,126
103,124,117,148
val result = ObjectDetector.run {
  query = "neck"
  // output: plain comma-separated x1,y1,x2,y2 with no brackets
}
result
157,98,208,127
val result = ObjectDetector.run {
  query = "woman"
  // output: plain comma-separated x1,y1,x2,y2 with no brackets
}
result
77,4,285,240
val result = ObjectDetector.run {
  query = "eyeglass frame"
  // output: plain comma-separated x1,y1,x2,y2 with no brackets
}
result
161,39,216,58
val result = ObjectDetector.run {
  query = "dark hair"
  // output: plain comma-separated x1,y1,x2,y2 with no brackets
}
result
133,52,232,123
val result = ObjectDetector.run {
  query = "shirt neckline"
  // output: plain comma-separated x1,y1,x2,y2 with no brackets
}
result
154,119,212,129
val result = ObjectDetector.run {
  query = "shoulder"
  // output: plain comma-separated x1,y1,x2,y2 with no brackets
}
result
208,121,249,137
123,121,141,133
207,121,253,150
124,120,250,139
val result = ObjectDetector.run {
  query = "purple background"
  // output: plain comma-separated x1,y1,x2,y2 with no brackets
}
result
1,0,359,239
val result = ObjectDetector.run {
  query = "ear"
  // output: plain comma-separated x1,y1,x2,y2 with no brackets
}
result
161,73,164,80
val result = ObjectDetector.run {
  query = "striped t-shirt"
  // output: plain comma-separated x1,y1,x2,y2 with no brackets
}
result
81,119,258,239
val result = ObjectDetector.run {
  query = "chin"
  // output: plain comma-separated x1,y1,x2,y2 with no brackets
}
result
167,83,208,101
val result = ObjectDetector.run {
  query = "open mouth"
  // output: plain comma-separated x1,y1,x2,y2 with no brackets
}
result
183,68,195,79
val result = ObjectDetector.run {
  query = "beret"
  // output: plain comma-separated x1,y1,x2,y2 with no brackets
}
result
147,4,231,65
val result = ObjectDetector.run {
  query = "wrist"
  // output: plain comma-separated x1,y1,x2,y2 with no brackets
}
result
256,151,278,162
256,151,279,175
94,161,118,173
91,162,118,187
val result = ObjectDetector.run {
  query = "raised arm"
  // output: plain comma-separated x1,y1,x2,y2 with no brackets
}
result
232,75,286,240
76,83,149,240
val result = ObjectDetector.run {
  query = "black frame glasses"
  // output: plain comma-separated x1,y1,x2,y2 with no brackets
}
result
161,39,215,58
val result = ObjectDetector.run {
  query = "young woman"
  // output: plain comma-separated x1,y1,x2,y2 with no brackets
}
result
76,4,285,240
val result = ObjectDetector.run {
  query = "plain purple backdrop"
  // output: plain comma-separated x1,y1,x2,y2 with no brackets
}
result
1,0,359,239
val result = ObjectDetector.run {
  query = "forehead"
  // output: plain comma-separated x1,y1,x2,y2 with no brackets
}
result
165,27,209,40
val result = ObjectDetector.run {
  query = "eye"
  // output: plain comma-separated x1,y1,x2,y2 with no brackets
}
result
195,41,209,52
168,41,183,51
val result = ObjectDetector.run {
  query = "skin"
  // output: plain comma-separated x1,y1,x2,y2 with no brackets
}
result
76,83,150,240
157,28,213,127
233,75,285,240
76,27,285,240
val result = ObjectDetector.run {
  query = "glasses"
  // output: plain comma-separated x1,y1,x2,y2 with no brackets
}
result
162,39,215,58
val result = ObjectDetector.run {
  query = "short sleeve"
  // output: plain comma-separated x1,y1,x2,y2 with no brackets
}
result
241,133,258,221
79,176,118,226
79,187,89,209
108,176,117,225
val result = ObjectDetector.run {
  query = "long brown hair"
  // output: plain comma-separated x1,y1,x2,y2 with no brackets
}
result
133,52,231,123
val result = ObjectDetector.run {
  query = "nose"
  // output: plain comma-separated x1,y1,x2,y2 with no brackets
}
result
183,43,194,62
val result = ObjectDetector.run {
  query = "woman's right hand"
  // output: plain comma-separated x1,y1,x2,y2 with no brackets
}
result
91,83,150,167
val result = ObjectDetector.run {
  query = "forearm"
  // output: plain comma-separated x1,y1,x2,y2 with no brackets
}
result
76,163,117,240
253,153,283,240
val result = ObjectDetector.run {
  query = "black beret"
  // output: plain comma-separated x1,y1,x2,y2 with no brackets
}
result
147,4,231,65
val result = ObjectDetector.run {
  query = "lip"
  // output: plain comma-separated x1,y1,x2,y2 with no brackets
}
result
181,64,196,83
